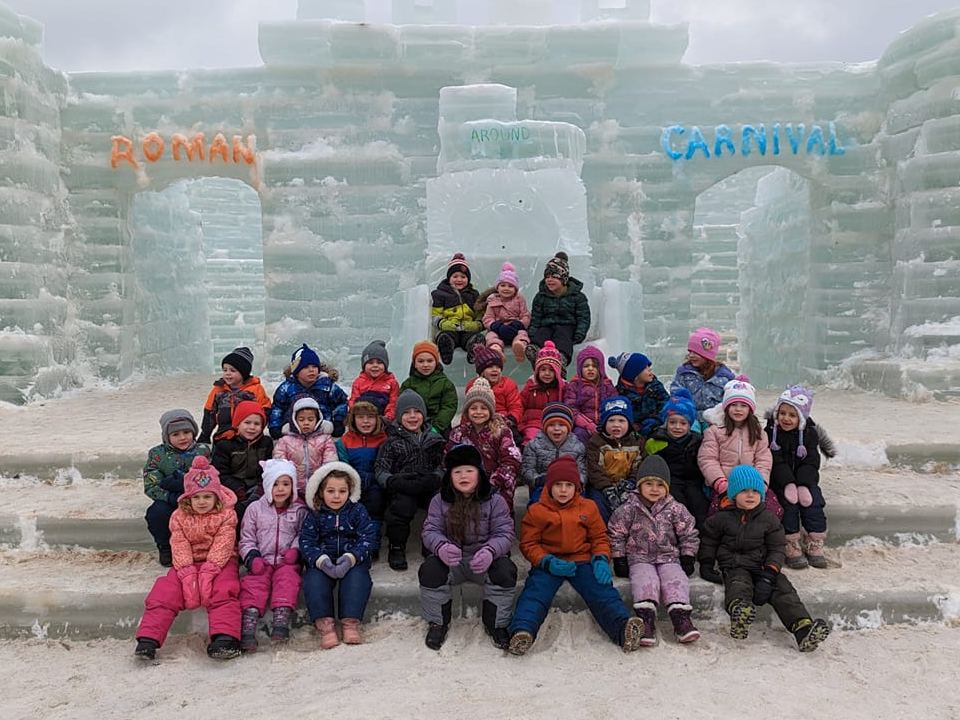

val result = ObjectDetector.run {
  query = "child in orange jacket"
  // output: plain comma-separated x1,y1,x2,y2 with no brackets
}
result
199,347,271,444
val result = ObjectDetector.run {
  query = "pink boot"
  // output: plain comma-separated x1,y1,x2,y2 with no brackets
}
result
784,532,808,569
512,338,527,363
341,618,363,645
315,618,339,649
804,532,829,569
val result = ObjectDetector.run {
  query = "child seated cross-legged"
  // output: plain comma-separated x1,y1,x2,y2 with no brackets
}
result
507,456,645,655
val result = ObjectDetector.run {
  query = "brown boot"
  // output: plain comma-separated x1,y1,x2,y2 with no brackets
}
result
512,338,527,363
341,618,363,645
785,532,808,569
804,532,829,569
315,617,339,649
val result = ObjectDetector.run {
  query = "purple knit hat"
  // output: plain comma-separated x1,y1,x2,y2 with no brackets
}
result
770,385,814,459
496,261,520,290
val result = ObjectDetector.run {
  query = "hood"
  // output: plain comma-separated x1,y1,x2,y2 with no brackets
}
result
259,458,299,506
575,345,607,381
290,396,324,434
304,461,362,511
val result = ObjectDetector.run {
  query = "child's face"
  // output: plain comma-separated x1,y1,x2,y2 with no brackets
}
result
414,352,437,376
365,359,385,379
639,479,667,504
272,476,293,506
545,420,570,445
666,415,690,439
297,365,320,387
190,491,217,514
237,413,264,441
481,365,502,384
322,476,350,511
537,365,556,384
496,282,516,299
450,465,480,495
581,359,599,382
726,402,751,424
685,351,706,370
605,415,629,439
222,363,243,387
449,271,469,290
544,276,564,293
295,408,319,434
550,480,576,505
777,404,800,432
400,408,424,432
636,366,654,384
734,488,762,510
168,429,195,451
354,413,378,434
467,401,491,426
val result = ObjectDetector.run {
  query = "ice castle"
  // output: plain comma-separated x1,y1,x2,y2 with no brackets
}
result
1,0,959,402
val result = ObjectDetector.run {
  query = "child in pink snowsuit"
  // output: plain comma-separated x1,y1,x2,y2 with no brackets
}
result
238,458,308,652
482,262,532,362
134,456,242,661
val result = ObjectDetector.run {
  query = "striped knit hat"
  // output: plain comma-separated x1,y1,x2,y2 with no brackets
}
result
463,377,496,416
535,341,564,377
446,252,471,282
541,402,573,431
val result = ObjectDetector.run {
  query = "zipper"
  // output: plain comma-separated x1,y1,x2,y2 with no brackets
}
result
273,508,281,565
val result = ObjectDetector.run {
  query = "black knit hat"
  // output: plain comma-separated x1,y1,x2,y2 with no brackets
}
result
544,251,570,284
222,346,254,380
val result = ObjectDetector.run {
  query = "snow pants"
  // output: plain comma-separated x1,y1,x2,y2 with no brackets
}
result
302,563,372,621
239,561,302,614
724,567,809,630
144,498,176,551
777,484,828,535
485,322,529,352
419,554,517,628
531,326,575,366
628,561,690,607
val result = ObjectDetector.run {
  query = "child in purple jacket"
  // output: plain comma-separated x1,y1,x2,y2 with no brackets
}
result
563,345,617,444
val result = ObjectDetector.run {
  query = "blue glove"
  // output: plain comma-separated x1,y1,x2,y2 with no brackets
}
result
540,554,576,577
592,555,613,586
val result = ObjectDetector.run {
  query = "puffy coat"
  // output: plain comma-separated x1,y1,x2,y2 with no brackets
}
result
616,376,669,437
607,492,699,565
212,434,274,504
400,366,459,434
446,421,522,507
528,277,591,344
199,376,272,444
169,487,238,569
563,369,617,438
520,488,609,567
374,425,446,495
431,279,482,333
349,370,400,420
521,432,586,489
142,442,211,504
269,373,348,439
643,427,705,491
698,502,786,572
585,430,644,490
466,375,522,425
518,376,565,439
336,430,388,492
670,363,736,421
238,493,308,567
272,430,337,498
764,418,823,495
698,423,772,490
299,462,380,566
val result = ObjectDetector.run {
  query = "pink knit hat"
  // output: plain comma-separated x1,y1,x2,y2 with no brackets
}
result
496,261,520,289
687,327,720,362
179,456,232,505
535,341,564,377
721,377,757,413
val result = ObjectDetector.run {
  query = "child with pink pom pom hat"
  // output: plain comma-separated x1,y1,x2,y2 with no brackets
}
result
479,261,532,362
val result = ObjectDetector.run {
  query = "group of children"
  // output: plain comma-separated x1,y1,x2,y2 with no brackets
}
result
136,253,833,662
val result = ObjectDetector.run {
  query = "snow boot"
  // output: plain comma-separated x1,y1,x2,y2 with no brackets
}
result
315,617,339,649
134,638,159,661
512,338,527,363
206,634,241,660
667,603,700,643
632,601,658,646
784,532,808,570
436,333,456,365
804,532,829,569
727,599,756,640
621,616,645,652
271,606,292,643
240,607,260,652
524,343,539,370
425,600,451,651
157,546,172,568
388,544,408,572
793,618,831,652
508,630,534,656
482,599,510,650
465,334,485,365
341,618,363,645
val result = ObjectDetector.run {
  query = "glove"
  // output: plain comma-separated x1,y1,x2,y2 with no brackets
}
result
680,555,696,577
699,560,723,585
437,543,463,568
713,478,728,496
249,557,267,576
592,555,613,586
316,555,337,578
388,472,417,494
177,565,201,610
753,568,778,606
602,486,624,510
282,548,300,565
331,554,355,579
613,556,630,579
332,420,345,438
469,546,494,575
541,554,576,578
198,561,221,607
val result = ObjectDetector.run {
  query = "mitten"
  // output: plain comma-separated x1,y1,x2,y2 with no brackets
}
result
783,482,799,505
592,555,613,586
680,555,696,577
332,420,345,438
331,554,355,579
177,565,201,610
198,561,221,607
699,559,723,585
797,485,814,507
752,568,778,606
712,478,728,496
249,557,267,576
613,556,630,579
316,555,337,578
540,554,576,577
282,548,300,565
436,543,463,568
469,546,494,575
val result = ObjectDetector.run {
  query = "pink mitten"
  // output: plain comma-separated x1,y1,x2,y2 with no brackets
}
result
783,483,799,505
198,561,221,607
177,565,201,610
469,546,494,575
282,548,300,565
436,543,462,568
797,486,814,507
713,478,728,496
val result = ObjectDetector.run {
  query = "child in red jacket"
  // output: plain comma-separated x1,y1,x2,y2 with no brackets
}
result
349,340,400,421
518,341,565,444
467,345,522,431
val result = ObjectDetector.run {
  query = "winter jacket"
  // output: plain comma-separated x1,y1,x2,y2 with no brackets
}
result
518,376,565,438
238,494,308,567
446,421,522,507
670,363,736,421
466,375,522,425
698,423,772,490
211,434,274,504
349,370,400,420
143,441,212,504
585,430,644,490
400,366,458,434
764,417,823,495
563,377,617,437
528,277,591,345
607,492,699,565
521,432,586,489
272,430,337,498
269,373,348,439
431,279,482,333
644,427,705,491
698,502,786,573
169,488,238,569
520,489,610,567
300,463,380,566
336,430,388,492
374,425,445,495
616,376,669,437
199,376,272,444
482,292,531,330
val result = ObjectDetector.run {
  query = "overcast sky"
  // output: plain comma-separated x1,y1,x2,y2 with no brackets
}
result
6,0,959,72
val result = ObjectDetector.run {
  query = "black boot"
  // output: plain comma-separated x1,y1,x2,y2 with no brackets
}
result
425,601,452,651
524,343,539,370
388,544,408,571
206,634,241,660
157,547,172,567
240,608,259,652
271,607,292,642
793,618,830,652
482,599,510,650
436,333,455,365
134,638,159,660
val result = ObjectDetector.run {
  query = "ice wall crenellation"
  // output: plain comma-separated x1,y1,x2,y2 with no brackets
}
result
0,0,958,402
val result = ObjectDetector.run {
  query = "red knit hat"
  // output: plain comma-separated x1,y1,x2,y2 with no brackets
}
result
535,341,564,377
473,345,504,374
543,455,582,498
232,399,266,430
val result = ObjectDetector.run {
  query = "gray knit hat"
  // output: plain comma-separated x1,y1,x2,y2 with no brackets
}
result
395,389,427,419
361,339,389,372
160,408,199,445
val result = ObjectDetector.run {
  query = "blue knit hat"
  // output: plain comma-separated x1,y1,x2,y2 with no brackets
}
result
659,387,697,427
607,352,651,383
727,465,766,501
600,396,634,427
288,343,321,378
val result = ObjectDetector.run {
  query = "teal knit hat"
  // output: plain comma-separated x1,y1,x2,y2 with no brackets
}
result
727,465,766,501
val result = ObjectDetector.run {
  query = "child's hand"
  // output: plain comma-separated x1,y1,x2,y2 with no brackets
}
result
712,478,728,496
198,562,221,607
469,546,494,574
613,556,630,578
591,555,613,586
282,548,300,565
540,554,576,577
248,557,267,575
331,554,355,579
680,555,696,577
177,566,201,609
752,568,778,606
436,543,462,568
316,555,337,578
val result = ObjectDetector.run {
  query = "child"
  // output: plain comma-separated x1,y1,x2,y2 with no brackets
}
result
420,444,517,651
431,252,484,365
374,389,446,571
480,261,531,362
671,327,736,424
608,352,669,437
765,385,835,569
336,401,389,527
698,465,831,652
269,343,348,439
518,342,566,444
507,456,644,655
399,340,458,435
644,388,709,530
563,345,617,445
608,455,700,645
520,402,586,505
143,409,211,567
446,378,522,511
238,458,308,651
134,456,241,661
585,396,645,523
198,346,271,444
467,345,523,430
698,378,782,520
300,462,380,648
349,340,400,420
526,251,591,368
272,397,337,499
212,400,274,524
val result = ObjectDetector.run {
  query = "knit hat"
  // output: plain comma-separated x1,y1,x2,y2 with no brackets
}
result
446,252,471,282
727,464,766,501
361,339,389,372
770,385,815,459
221,346,254,380
441,443,492,502
496,261,520,289
160,408,199,445
541,402,573,431
473,344,504,374
291,396,323,433
721,377,757,413
544,251,570,284
395,388,427,420
411,340,441,366
543,455,582,499
635,454,671,489
575,345,607,380
288,343,321,378
659,387,697,428
607,352,651,384
231,399,266,431
535,341,564,377
259,458,298,505
179,456,232,506
600,395,634,427
463,377,497,417
305,461,361,511
687,327,720,362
